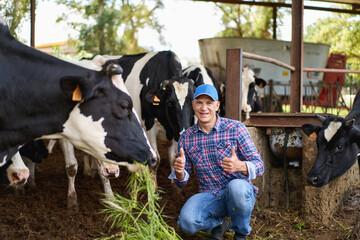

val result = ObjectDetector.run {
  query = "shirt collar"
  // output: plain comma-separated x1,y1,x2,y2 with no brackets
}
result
194,114,221,133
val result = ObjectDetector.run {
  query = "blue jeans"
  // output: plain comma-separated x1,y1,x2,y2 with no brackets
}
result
177,179,255,235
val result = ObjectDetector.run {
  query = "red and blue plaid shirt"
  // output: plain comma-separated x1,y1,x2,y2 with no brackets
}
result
169,115,264,196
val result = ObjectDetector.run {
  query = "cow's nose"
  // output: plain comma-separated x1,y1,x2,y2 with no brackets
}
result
11,170,29,185
148,155,159,170
105,168,119,178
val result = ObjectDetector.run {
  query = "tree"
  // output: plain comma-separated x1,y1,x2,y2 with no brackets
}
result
214,0,288,39
56,0,164,55
305,12,360,83
0,0,31,39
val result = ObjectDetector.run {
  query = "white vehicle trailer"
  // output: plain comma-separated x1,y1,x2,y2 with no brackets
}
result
199,37,330,96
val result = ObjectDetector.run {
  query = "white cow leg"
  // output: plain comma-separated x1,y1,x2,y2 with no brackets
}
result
47,139,57,154
97,169,114,197
59,139,79,209
168,140,178,173
147,127,161,187
82,152,97,178
168,140,183,194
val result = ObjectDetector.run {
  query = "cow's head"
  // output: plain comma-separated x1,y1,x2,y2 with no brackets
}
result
301,114,360,187
145,77,195,141
0,152,29,185
248,77,267,113
241,67,267,114
58,64,157,168
74,57,159,173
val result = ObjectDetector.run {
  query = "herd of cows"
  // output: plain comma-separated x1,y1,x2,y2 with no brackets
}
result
1,15,360,212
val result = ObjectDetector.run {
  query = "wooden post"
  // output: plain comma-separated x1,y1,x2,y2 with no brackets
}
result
290,0,304,113
225,49,243,121
30,0,36,47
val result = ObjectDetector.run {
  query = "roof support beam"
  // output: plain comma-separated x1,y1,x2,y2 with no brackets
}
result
31,0,36,47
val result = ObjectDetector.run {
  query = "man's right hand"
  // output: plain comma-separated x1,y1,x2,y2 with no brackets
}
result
174,148,186,180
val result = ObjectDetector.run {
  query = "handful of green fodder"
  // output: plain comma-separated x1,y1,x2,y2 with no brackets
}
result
100,164,182,240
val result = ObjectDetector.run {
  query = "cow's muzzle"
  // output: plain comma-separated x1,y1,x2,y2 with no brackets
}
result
147,155,159,171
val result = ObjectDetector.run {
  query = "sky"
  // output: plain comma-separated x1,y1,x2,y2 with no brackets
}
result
18,0,334,66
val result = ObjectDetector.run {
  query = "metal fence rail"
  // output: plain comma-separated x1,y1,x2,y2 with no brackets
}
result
261,81,360,116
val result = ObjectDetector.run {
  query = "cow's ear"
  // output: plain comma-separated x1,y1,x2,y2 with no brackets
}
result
60,76,94,101
255,77,267,88
144,90,162,106
104,63,123,76
350,127,360,147
345,119,355,128
301,123,322,137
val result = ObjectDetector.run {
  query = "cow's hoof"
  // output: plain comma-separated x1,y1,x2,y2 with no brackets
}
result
67,192,78,210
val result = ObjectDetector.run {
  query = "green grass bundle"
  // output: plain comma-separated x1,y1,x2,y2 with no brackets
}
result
100,164,182,240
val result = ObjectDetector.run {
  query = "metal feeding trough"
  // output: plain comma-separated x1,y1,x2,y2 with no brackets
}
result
243,113,325,169
269,127,303,167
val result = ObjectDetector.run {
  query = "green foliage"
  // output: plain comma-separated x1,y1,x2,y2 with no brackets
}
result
0,0,30,39
294,222,306,230
100,165,182,240
214,0,289,39
56,0,164,55
304,10,360,83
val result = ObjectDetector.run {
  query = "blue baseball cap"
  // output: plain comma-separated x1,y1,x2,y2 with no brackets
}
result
193,84,218,101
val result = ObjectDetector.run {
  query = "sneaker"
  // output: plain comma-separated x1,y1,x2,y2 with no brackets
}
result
233,232,246,240
206,218,230,240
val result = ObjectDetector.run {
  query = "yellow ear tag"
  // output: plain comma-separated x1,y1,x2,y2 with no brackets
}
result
153,95,160,105
72,84,82,101
309,132,317,141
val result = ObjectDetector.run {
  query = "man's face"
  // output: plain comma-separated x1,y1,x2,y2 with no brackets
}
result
192,95,220,125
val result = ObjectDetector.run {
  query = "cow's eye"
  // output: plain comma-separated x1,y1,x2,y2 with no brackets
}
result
167,101,174,107
336,145,343,151
120,102,129,110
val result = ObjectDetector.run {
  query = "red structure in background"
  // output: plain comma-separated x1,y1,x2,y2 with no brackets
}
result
317,53,347,107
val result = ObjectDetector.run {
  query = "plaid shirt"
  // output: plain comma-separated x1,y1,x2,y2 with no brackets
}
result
168,115,264,196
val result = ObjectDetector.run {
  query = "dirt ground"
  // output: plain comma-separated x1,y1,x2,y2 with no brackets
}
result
0,142,359,240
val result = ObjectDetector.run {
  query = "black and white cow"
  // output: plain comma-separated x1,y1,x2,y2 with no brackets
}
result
301,89,360,187
19,140,49,188
101,51,196,182
0,152,29,185
0,140,48,186
37,55,158,209
182,65,266,119
249,74,267,113
182,64,225,116
0,17,156,171
240,67,267,119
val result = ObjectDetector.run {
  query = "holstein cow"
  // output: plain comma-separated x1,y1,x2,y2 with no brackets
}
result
182,65,266,119
182,64,225,116
0,140,48,187
40,56,158,209
19,140,49,188
301,89,360,187
101,51,196,182
0,152,29,186
240,67,267,119
0,17,157,181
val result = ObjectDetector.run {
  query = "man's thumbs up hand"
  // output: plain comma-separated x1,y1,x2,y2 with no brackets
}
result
174,148,186,180
222,146,248,175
